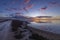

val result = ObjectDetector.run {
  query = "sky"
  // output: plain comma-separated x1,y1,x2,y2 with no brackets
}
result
0,0,60,17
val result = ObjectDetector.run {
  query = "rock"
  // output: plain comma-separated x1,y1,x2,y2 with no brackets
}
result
11,20,23,32
29,33,49,40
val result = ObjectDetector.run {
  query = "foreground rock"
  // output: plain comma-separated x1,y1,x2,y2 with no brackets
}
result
11,20,49,40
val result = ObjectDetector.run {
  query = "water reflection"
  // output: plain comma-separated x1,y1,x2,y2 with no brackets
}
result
29,20,60,34
33,20,60,24
52,20,60,24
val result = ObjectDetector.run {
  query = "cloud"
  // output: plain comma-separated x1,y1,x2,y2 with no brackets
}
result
24,0,30,4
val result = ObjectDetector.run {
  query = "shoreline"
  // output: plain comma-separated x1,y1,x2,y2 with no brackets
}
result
27,26,60,40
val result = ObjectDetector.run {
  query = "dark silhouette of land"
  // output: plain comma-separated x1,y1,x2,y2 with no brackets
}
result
0,17,60,40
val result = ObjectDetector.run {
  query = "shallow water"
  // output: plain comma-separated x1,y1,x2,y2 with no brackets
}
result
28,20,60,34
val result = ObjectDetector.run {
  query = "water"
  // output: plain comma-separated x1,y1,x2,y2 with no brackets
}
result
28,20,60,34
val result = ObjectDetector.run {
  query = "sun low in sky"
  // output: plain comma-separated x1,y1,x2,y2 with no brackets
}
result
0,0,60,17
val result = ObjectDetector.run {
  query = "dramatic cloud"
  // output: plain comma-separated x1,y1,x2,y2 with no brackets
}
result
26,4,33,9
40,6,47,10
48,1,60,7
24,0,30,4
23,4,33,12
23,7,28,12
